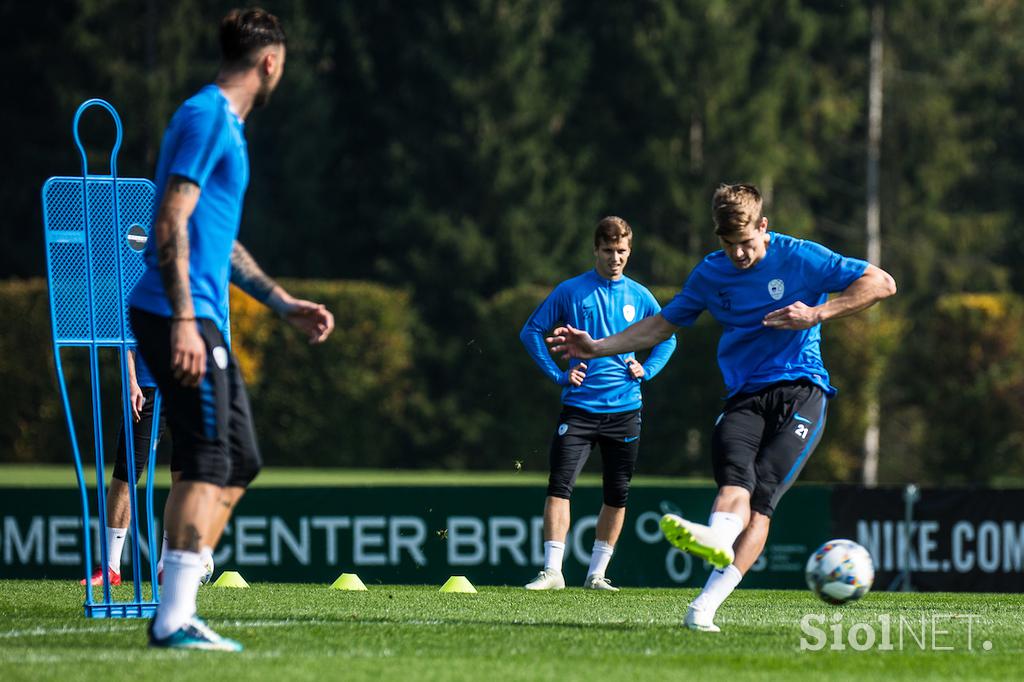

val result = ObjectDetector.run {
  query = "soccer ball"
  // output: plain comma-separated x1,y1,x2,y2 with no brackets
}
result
804,539,874,605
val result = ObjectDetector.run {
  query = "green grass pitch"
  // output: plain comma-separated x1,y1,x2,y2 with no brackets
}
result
0,464,713,488
1,581,1020,681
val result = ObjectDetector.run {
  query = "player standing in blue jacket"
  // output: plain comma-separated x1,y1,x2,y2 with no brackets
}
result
521,217,677,591
548,185,896,629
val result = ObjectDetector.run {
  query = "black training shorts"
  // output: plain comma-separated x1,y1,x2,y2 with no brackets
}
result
547,406,642,508
711,380,827,517
129,308,261,489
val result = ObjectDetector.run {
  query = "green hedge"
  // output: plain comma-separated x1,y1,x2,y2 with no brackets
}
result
890,294,1024,484
8,278,1020,484
0,279,418,469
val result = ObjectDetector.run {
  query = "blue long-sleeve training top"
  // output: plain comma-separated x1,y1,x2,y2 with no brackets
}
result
520,269,677,413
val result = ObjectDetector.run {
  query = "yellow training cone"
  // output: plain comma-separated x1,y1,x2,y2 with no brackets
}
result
439,576,477,593
212,571,249,588
330,573,368,591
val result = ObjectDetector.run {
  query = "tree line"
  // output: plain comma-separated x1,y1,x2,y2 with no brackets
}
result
8,1,1024,482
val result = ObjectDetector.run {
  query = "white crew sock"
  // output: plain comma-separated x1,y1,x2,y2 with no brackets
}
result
152,550,204,639
708,511,745,548
106,527,128,573
587,540,615,578
543,541,566,573
691,564,743,616
157,531,169,573
200,545,214,581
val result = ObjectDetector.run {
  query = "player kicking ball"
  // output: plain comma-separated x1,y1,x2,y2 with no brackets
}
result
521,217,676,591
548,185,895,629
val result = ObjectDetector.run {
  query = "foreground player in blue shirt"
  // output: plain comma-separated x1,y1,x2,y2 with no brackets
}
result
521,217,676,591
130,9,334,651
548,185,895,629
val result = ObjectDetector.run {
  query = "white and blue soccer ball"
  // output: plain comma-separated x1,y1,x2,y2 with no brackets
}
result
805,539,874,605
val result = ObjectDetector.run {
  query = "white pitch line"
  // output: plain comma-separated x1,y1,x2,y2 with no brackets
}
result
0,623,139,639
0,616,500,642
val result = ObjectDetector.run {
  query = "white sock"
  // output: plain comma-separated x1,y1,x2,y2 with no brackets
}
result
587,540,614,578
106,527,128,573
708,511,745,548
691,564,743,616
152,550,204,639
200,546,214,581
543,541,566,573
157,531,169,573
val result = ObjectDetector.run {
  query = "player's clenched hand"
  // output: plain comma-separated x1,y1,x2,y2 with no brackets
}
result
627,359,645,381
546,325,597,360
282,298,335,344
129,381,145,422
763,301,822,330
568,362,587,387
171,320,206,388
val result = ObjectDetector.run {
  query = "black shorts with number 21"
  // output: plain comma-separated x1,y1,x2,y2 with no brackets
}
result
712,380,828,517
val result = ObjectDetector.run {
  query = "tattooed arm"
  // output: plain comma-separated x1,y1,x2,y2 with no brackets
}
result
153,175,206,386
229,241,280,307
230,239,336,344
155,176,199,319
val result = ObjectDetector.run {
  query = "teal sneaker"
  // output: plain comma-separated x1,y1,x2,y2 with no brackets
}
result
660,514,734,570
148,616,243,652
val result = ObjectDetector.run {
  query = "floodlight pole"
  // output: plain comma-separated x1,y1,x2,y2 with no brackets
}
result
863,2,884,487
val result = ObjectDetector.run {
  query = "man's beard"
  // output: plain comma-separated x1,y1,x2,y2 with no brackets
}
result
254,72,274,108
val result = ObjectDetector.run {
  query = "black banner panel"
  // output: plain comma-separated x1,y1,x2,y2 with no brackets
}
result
832,487,1024,592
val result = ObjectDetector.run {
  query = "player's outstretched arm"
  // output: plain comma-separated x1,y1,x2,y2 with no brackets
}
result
230,241,335,344
547,314,678,361
154,175,205,387
763,264,897,330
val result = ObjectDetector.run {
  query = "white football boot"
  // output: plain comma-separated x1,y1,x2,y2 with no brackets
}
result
683,605,721,633
583,574,620,592
524,568,566,590
660,514,735,569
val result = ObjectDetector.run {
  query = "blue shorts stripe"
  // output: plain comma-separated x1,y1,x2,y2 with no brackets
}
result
199,372,217,439
781,399,828,485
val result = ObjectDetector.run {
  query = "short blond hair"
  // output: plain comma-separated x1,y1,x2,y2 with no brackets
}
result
594,216,632,247
712,184,763,236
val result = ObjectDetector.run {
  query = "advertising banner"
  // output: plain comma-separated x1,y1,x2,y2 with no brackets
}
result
832,487,1024,591
0,485,831,588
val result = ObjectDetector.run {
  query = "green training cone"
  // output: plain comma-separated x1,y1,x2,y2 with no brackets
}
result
439,576,477,593
212,571,249,588
330,573,368,591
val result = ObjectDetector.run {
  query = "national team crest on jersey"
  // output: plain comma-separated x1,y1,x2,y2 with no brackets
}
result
623,304,636,322
768,279,785,300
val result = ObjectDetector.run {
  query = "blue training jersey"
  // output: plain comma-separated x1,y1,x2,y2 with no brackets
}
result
134,353,156,389
521,270,677,413
130,84,249,333
661,232,868,398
